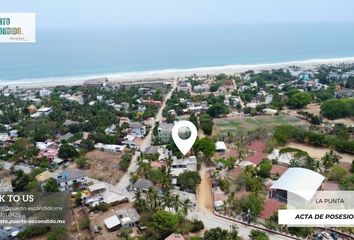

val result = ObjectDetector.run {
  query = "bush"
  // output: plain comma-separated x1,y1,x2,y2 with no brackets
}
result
91,203,109,212
249,229,269,240
328,166,348,182
17,226,50,239
75,156,91,169
78,216,90,230
190,219,204,232
119,152,132,171
320,99,352,119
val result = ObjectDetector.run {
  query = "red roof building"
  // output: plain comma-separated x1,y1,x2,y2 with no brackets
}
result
245,140,266,165
150,161,166,169
259,198,282,220
270,164,288,176
142,99,163,107
165,233,185,240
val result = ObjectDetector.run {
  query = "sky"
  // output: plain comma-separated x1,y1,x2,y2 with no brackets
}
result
2,0,354,29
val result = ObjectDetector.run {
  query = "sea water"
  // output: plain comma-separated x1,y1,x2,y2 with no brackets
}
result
0,23,354,84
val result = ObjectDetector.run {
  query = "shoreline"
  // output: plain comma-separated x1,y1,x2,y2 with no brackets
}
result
2,56,354,89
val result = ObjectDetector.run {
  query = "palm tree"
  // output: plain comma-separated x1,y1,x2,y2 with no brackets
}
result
133,189,147,212
146,187,158,210
162,190,174,210
181,198,192,215
322,150,341,172
173,194,182,212
160,168,172,191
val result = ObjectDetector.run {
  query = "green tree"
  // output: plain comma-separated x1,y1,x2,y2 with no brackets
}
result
207,103,229,118
287,92,312,108
288,227,313,238
149,210,183,239
328,166,348,182
43,179,59,192
199,114,214,135
189,113,199,129
119,152,132,171
340,173,354,190
75,156,91,169
58,144,79,159
203,227,228,240
258,159,272,178
194,138,215,159
238,194,264,222
249,230,269,240
177,171,201,193
320,99,349,119
322,150,341,171
12,170,30,192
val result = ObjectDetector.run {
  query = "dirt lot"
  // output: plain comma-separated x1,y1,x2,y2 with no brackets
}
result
197,166,214,213
85,150,125,184
286,142,354,164
89,202,134,240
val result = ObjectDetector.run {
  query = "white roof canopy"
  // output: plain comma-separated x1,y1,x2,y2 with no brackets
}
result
270,167,325,201
104,215,120,229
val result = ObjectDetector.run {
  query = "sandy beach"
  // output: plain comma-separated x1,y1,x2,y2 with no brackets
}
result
2,56,354,89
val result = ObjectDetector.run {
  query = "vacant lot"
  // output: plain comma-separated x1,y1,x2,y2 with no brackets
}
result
214,114,303,136
286,142,354,164
85,150,125,184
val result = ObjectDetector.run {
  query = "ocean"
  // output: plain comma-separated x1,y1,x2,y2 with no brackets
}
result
1,23,354,85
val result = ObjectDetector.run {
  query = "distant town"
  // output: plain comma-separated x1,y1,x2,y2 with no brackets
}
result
0,62,354,240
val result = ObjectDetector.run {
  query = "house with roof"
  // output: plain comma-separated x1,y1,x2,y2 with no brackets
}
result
104,215,120,231
133,178,154,192
165,233,185,240
267,149,294,165
170,156,197,184
119,117,131,127
242,140,266,166
215,141,227,152
38,148,59,161
193,84,210,93
116,208,140,227
177,82,192,92
104,208,141,231
129,122,146,137
0,178,13,192
142,99,162,107
30,106,53,118
105,124,117,135
57,132,74,142
53,169,87,191
157,122,173,143
94,143,125,153
123,134,137,149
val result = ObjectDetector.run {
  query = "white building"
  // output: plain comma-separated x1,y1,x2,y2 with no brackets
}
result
123,134,136,149
215,141,227,152
30,107,53,118
170,156,197,180
270,168,325,204
53,169,87,191
94,143,125,153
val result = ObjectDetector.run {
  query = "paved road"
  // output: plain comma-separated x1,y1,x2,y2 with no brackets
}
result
115,79,178,200
188,211,292,240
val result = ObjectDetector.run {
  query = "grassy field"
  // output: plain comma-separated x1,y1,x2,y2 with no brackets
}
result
215,114,303,136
